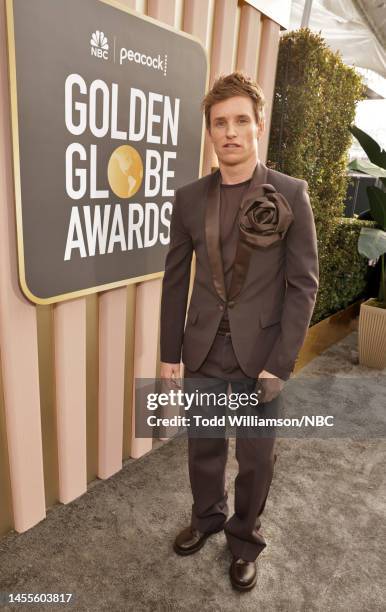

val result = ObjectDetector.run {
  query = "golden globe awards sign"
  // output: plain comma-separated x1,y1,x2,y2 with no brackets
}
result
6,0,207,303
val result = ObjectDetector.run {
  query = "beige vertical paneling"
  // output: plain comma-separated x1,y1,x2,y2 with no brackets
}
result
183,0,212,51
130,279,162,458
36,305,59,507
236,2,261,76
206,0,216,64
40,297,97,491
86,294,99,482
123,285,136,460
236,2,264,159
123,0,137,9
231,3,242,72
148,0,177,26
0,0,46,533
156,324,161,380
182,0,211,183
210,0,238,73
0,349,13,536
202,0,238,174
121,0,146,15
54,300,87,503
175,0,184,30
257,16,280,163
135,0,147,13
98,288,127,479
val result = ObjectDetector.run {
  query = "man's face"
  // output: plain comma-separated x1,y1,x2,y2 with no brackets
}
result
207,95,263,166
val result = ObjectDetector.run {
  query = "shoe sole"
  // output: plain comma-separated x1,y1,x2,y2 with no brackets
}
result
173,525,224,556
229,568,257,591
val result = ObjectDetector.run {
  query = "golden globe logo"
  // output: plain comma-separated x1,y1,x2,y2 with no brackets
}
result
108,145,143,199
90,30,109,60
63,74,179,261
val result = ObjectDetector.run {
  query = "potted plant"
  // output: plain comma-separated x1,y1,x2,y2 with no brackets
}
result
349,125,386,368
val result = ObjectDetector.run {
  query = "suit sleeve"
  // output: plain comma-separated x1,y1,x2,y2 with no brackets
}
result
160,188,194,363
263,180,319,380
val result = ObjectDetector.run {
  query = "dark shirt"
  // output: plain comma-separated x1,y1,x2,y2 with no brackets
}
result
217,178,251,333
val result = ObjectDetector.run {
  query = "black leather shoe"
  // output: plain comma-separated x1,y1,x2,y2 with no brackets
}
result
229,557,257,591
173,524,224,556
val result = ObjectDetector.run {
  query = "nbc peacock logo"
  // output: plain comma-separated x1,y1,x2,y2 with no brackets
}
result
90,30,109,60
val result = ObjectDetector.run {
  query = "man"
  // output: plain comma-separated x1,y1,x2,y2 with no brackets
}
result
160,72,319,591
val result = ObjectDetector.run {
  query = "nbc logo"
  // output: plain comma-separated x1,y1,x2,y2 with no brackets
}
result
90,30,109,60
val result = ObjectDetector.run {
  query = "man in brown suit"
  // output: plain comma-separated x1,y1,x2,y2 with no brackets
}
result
160,72,319,591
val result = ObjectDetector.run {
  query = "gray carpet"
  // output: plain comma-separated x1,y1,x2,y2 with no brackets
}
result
0,332,385,611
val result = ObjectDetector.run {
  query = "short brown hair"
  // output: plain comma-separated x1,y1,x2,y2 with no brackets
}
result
202,71,266,130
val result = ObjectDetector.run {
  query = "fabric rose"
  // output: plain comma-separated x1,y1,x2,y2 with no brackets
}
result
239,184,294,248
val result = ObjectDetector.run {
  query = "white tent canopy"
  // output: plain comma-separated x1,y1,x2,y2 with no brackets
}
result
290,0,386,80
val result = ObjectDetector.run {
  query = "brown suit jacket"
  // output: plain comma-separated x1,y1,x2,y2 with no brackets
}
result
160,159,319,381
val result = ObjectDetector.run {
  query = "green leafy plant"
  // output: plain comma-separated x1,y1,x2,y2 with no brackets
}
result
349,126,386,305
268,28,368,323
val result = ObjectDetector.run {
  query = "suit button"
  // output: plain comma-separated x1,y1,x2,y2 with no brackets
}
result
218,304,224,311
228,301,235,308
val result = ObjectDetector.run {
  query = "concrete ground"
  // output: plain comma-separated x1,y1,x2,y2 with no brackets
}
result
0,331,385,612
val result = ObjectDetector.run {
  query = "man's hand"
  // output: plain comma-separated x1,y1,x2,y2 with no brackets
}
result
256,369,284,403
160,361,181,390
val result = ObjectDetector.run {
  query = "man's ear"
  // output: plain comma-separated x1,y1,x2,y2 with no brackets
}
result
257,118,265,139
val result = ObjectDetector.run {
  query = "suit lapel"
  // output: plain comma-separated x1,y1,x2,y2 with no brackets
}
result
204,160,269,303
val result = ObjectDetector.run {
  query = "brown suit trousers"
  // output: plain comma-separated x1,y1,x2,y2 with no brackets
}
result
184,331,280,562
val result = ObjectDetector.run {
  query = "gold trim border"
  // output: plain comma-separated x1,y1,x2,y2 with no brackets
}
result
5,0,208,306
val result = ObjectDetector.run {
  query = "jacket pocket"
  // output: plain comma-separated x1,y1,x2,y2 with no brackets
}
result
260,309,282,329
186,307,199,326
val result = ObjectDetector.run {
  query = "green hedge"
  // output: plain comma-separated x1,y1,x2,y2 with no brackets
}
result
311,218,375,323
267,28,368,323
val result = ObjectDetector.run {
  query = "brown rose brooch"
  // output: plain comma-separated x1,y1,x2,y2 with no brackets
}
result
239,184,294,248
